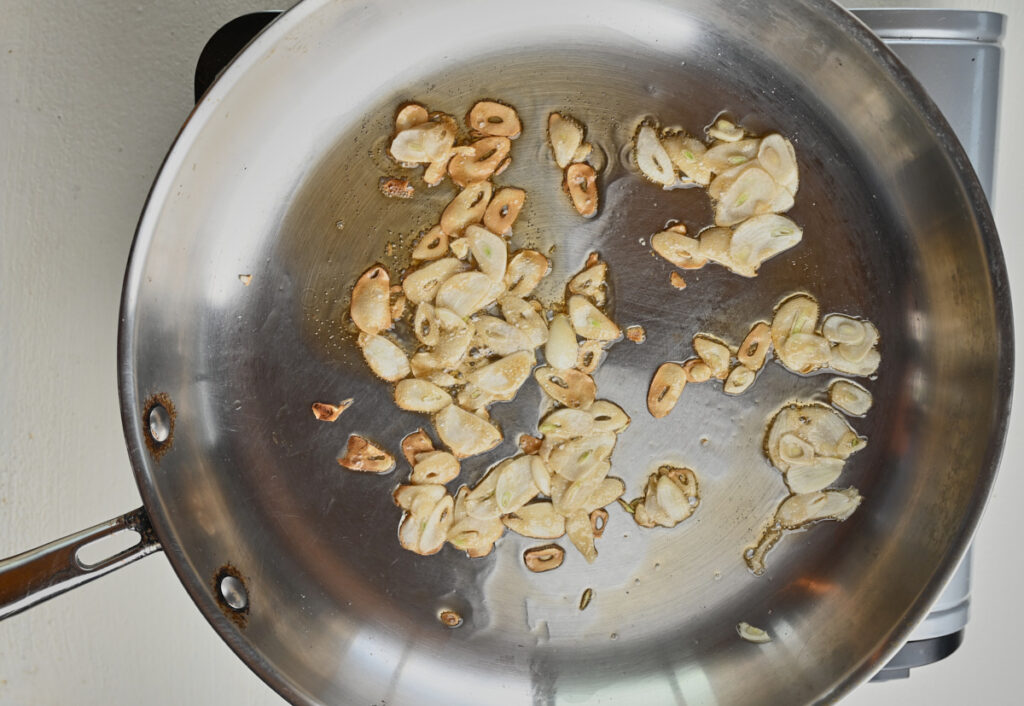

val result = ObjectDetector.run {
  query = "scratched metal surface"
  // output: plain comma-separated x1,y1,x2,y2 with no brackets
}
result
117,0,1010,703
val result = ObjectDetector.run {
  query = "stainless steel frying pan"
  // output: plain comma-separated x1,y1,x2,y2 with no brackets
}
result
0,0,1012,703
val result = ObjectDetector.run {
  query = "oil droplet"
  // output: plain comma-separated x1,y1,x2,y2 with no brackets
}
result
700,437,709,446
335,220,345,230
233,400,242,411
610,632,618,640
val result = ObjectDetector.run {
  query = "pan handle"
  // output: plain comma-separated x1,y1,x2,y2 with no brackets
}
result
0,507,162,620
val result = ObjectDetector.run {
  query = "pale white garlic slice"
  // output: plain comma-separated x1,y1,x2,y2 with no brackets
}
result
504,250,550,298
538,408,595,440
503,501,566,539
472,315,530,356
776,488,862,528
707,118,744,143
661,133,711,185
410,450,461,485
394,378,451,413
493,455,540,514
771,293,819,359
830,346,881,377
785,457,844,494
829,379,873,416
433,404,502,459
581,476,626,513
565,163,599,217
359,334,410,382
464,225,508,281
389,122,455,164
499,295,549,348
566,509,598,563
728,214,803,277
568,261,608,306
467,350,535,400
780,333,831,374
822,314,866,345
447,486,505,558
402,257,464,304
568,295,621,341
757,134,799,195
701,138,760,174
834,321,879,363
545,314,579,370
715,166,778,227
548,112,585,169
738,321,772,371
635,126,675,187
447,137,511,187
435,271,497,317
693,335,731,379
632,466,699,529
724,365,756,395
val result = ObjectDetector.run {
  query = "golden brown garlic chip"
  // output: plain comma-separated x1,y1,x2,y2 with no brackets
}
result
467,100,522,138
311,400,352,422
337,435,395,473
565,163,598,217
647,363,686,418
523,544,565,573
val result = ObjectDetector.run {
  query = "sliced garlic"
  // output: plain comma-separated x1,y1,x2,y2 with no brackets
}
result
724,365,756,395
682,358,712,383
472,315,530,356
693,335,731,379
738,321,772,371
523,543,565,572
393,483,446,514
632,466,699,528
698,226,734,265
483,187,526,236
433,404,502,459
661,133,711,185
493,455,540,514
389,122,455,164
566,509,598,563
708,118,744,143
448,137,511,187
647,362,687,418
394,378,452,413
503,502,566,539
530,454,552,496
780,333,831,374
441,181,493,236
412,301,439,347
834,321,879,363
411,450,461,485
435,271,497,317
565,162,599,217
652,226,708,270
397,491,454,556
499,295,549,348
568,261,609,306
548,112,585,169
575,340,606,374
766,403,863,472
535,366,597,409
829,379,873,416
401,429,434,466
467,100,522,138
776,488,862,528
425,307,474,370
360,334,410,382
715,166,778,227
447,486,506,558
702,138,760,174
538,408,595,440
350,265,392,335
729,214,803,276
822,314,865,345
830,346,881,377
468,350,535,400
568,295,621,341
736,622,771,644
757,134,799,195
588,400,630,434
771,293,819,357
778,433,815,466
394,103,429,132
402,257,464,304
581,477,626,513
635,126,675,187
504,250,550,298
464,225,507,282
311,400,351,422
545,314,580,370
548,433,616,481
786,457,844,494
337,434,395,473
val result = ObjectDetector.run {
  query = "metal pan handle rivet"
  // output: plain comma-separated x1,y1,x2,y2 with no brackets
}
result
219,574,249,611
148,404,171,443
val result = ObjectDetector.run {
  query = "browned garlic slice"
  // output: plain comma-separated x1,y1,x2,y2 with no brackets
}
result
447,486,505,557
565,163,598,217
548,112,585,169
483,187,526,235
503,502,566,539
402,257,464,304
568,261,608,306
661,133,711,185
545,314,579,370
410,450,461,485
568,295,621,341
312,400,351,422
647,362,687,419
413,301,440,347
504,250,550,298
338,434,395,473
829,380,873,416
693,335,731,379
652,226,708,270
523,543,565,572
394,378,452,413
359,334,410,382
464,225,507,281
441,181,493,236
738,322,771,371
588,400,630,434
401,429,434,466
535,366,597,409
467,100,522,138
566,509,598,563
736,622,772,644
448,137,511,187
632,466,700,528
724,365,756,395
350,265,392,335
635,126,676,187
433,404,502,458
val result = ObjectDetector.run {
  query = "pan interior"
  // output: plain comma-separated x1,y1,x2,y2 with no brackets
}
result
121,1,1008,704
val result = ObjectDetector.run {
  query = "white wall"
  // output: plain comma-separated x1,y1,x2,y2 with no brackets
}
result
1,1,1020,703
